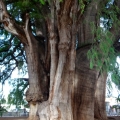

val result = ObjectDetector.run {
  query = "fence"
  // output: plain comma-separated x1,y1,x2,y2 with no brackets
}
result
1,112,29,117
0,117,27,120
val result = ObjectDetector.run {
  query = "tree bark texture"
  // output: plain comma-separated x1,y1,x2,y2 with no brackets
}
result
73,46,99,120
0,0,111,120
94,73,108,120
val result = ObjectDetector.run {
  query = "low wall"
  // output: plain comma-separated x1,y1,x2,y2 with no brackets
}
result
0,117,27,120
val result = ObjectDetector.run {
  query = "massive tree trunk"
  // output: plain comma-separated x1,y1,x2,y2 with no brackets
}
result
94,73,108,120
74,46,99,120
0,0,111,120
38,1,77,119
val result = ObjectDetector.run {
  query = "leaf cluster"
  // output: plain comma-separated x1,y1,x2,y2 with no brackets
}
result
7,78,29,109
78,0,91,14
87,1,120,92
87,27,116,72
0,96,7,117
100,0,120,30
0,106,7,117
6,0,47,23
0,32,27,83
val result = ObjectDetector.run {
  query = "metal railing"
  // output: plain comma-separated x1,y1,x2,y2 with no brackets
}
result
1,112,29,117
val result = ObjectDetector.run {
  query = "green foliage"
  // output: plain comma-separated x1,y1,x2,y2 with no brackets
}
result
79,0,85,14
87,27,116,72
0,0,49,110
87,1,120,93
116,95,120,103
34,0,45,5
7,79,29,109
7,0,46,21
0,0,48,84
110,61,120,90
0,0,119,108
87,1,120,72
100,0,120,30
79,0,91,14
0,96,7,117
0,34,27,83
59,0,63,2
0,106,7,117
0,97,6,105
39,0,45,5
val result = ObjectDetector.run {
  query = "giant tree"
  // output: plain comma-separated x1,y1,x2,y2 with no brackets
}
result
0,0,120,120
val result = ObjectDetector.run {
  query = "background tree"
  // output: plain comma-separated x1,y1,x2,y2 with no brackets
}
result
0,96,7,117
0,0,120,120
7,78,29,109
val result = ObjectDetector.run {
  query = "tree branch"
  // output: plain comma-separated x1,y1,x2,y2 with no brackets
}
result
0,0,27,44
1,65,17,83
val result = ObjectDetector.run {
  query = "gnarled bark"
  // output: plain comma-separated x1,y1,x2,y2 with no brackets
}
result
0,0,111,120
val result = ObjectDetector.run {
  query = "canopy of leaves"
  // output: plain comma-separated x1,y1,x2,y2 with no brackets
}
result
0,96,7,117
0,33,27,83
0,0,49,83
87,1,120,91
0,106,7,117
7,78,29,109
